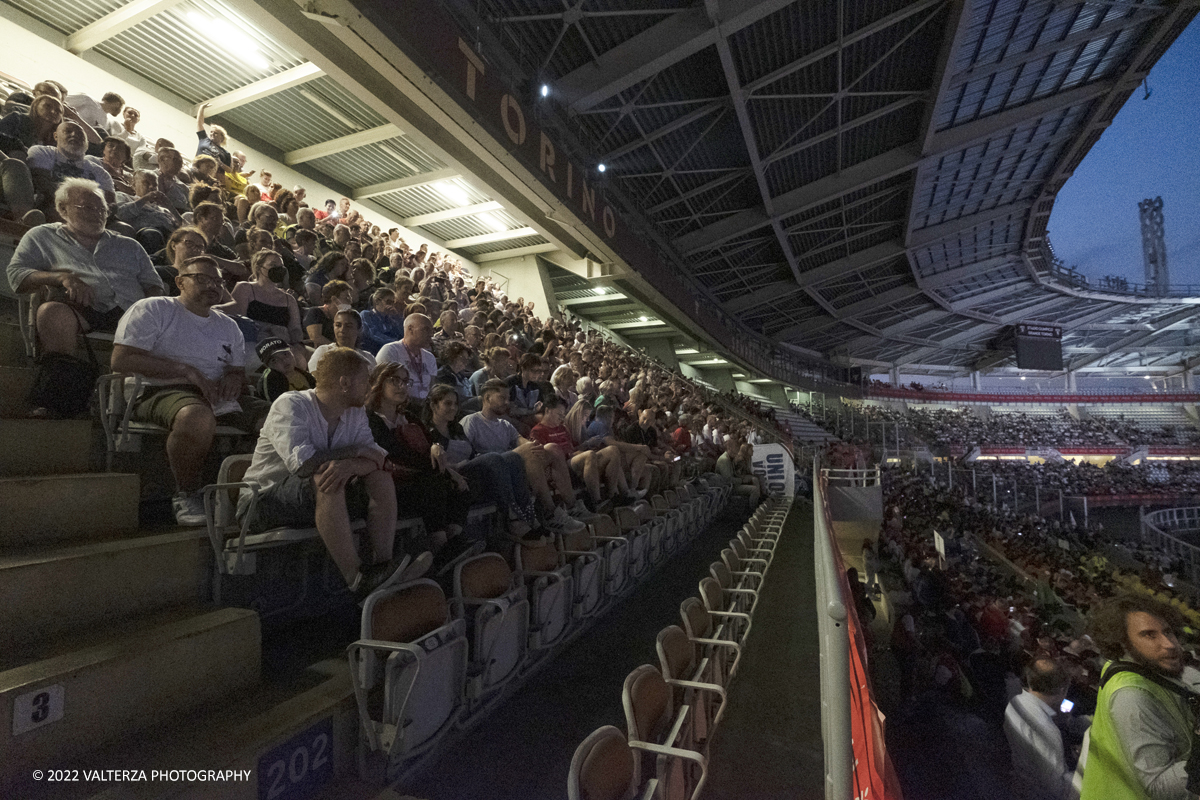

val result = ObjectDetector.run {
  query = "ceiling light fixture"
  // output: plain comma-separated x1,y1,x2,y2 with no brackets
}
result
593,287,607,295
434,181,471,207
597,163,606,173
297,88,361,130
188,12,270,71
540,84,550,98
477,212,509,233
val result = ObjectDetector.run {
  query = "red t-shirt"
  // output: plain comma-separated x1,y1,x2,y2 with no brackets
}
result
531,423,574,459
672,426,692,453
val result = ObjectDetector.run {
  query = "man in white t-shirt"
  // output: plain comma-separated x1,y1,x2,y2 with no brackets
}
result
377,313,437,404
112,255,268,526
307,309,376,374
64,91,123,131
28,121,116,217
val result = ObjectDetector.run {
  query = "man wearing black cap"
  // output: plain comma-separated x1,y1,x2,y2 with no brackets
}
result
257,337,314,402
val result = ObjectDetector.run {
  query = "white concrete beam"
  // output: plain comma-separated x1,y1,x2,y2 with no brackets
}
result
443,227,539,249
283,123,404,165
473,243,559,263
200,62,324,116
65,0,186,54
400,201,503,228
352,167,459,200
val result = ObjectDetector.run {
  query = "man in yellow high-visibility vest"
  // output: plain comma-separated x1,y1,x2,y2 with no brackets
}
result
1082,595,1200,800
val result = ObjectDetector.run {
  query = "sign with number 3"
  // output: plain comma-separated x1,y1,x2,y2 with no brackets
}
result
13,684,65,735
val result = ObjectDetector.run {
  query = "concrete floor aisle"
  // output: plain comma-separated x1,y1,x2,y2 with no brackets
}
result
703,500,825,799
399,502,754,800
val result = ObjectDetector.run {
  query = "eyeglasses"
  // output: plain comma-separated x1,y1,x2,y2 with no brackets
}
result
69,203,107,216
179,273,223,287
384,376,413,386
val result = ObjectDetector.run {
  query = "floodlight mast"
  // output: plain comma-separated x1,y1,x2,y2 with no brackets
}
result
1139,196,1169,297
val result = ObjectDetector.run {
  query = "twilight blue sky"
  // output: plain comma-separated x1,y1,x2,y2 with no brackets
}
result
1047,17,1200,289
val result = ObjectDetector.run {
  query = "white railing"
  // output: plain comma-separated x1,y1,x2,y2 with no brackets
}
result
1141,507,1200,589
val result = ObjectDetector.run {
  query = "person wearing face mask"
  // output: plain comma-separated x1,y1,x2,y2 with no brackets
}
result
218,249,305,367
308,309,376,374
27,120,116,219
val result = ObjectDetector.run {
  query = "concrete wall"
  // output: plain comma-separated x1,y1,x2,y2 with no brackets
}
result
0,15,470,267
640,336,679,370
479,254,554,320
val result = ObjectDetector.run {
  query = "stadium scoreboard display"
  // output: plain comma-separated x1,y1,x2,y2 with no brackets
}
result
1014,323,1064,370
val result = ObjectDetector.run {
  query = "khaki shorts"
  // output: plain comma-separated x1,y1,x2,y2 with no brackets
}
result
133,385,268,431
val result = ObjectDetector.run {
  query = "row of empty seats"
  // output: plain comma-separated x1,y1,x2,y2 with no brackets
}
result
339,477,734,782
567,496,792,800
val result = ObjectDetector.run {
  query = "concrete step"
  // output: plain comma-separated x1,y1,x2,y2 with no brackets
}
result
13,660,358,800
0,606,261,792
0,472,139,546
0,530,210,653
0,419,92,476
0,366,34,418
0,321,29,369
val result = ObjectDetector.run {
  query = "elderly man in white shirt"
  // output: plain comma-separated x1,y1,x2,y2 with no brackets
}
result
1004,657,1087,800
377,313,437,403
239,347,414,601
8,178,163,356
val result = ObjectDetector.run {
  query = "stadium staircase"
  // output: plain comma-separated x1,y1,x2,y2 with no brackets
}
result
775,407,837,446
0,265,378,798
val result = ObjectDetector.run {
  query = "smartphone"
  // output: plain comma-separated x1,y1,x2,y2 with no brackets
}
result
1059,699,1074,713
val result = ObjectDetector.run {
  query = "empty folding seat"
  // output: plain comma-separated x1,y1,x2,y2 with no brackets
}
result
650,493,684,552
728,536,770,579
720,548,763,594
514,539,574,653
656,625,727,750
558,527,605,619
679,597,741,684
622,664,707,800
567,725,656,800
708,560,758,615
630,501,668,566
348,579,468,765
614,506,654,579
591,513,634,598
737,529,775,565
452,553,529,709
699,576,752,643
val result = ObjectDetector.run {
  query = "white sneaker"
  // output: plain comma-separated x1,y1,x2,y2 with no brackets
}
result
550,506,586,532
173,491,207,527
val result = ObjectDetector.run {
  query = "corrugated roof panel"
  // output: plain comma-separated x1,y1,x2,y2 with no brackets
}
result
459,234,548,255
306,142,443,189
5,0,125,34
95,0,307,103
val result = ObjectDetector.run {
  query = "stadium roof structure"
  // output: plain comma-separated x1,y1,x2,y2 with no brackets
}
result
6,0,1196,381
445,0,1200,377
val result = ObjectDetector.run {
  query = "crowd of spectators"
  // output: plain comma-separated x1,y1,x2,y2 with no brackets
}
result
2,74,778,597
870,467,1200,799
963,459,1200,499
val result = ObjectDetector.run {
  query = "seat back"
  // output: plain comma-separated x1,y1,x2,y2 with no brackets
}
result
454,553,529,695
561,527,595,555
368,581,450,644
632,500,655,523
567,726,637,800
592,514,620,539
517,541,572,650
721,548,741,575
622,664,673,746
679,597,711,641
215,454,253,529
699,577,725,615
729,538,749,562
651,494,669,514
614,506,641,534
456,552,512,599
518,540,561,573
709,561,733,591
655,625,696,684
664,489,679,508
